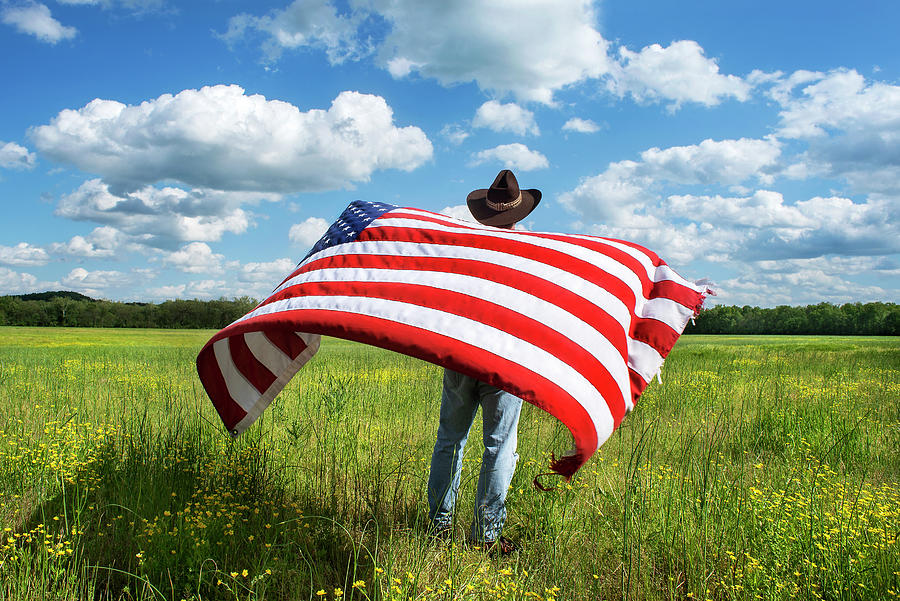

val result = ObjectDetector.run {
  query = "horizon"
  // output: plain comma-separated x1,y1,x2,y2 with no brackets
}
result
4,289,899,311
1,1,898,308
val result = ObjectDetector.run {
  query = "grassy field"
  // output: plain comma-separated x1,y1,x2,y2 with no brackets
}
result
0,326,897,600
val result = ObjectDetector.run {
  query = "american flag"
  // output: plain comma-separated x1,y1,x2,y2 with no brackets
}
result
196,201,708,478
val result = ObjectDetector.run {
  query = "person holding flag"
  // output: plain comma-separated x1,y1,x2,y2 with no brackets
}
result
427,170,541,555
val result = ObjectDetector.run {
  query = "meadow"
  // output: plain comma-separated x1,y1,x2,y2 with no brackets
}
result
0,326,897,600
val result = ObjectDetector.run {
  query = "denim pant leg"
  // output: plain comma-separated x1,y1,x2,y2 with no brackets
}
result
427,369,479,529
471,381,522,543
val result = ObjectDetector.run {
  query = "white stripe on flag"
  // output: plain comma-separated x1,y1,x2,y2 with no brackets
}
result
653,264,700,288
640,297,695,331
213,337,262,412
244,331,294,377
627,338,665,386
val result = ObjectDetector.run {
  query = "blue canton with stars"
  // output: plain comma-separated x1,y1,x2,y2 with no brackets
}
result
301,200,397,263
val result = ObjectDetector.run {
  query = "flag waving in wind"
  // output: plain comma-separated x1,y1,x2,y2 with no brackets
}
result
196,201,709,478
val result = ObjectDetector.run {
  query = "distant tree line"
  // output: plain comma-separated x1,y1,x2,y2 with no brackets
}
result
685,302,899,336
0,292,258,329
0,292,897,334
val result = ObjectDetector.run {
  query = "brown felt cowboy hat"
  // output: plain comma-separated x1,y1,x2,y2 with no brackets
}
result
466,169,541,227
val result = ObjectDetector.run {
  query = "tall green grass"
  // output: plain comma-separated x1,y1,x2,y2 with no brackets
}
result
0,327,897,600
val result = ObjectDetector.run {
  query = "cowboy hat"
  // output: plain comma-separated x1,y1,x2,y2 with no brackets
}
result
466,169,541,227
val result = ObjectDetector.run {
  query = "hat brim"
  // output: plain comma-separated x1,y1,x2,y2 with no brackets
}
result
466,188,541,227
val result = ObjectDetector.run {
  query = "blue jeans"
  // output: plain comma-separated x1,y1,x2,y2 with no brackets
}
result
427,368,523,543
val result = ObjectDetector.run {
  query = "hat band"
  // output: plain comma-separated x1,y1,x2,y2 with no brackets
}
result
486,191,523,212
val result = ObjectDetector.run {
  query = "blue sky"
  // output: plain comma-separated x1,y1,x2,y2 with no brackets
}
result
1,0,898,307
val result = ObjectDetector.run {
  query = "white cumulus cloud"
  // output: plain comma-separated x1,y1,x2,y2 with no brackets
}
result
440,124,470,145
589,219,730,266
571,188,898,269
146,280,226,301
225,2,758,110
639,137,782,185
470,143,549,171
2,2,77,44
666,190,815,229
289,217,330,247
61,267,131,296
769,69,900,194
656,191,899,262
223,0,362,64
555,130,900,273
0,267,42,293
162,242,224,274
0,242,50,267
48,226,130,258
735,195,900,260
0,141,37,169
775,69,900,139
560,137,783,222
232,257,295,284
716,268,892,307
31,85,432,194
611,40,751,110
57,0,170,12
373,0,611,104
560,161,654,226
56,179,259,249
562,118,600,133
473,101,539,136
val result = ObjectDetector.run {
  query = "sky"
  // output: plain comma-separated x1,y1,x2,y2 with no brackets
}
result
1,0,898,307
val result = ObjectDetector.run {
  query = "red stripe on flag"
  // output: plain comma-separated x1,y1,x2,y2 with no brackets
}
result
227,333,277,395
196,344,246,430
263,328,307,360
648,279,705,310
628,368,650,405
630,317,680,359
